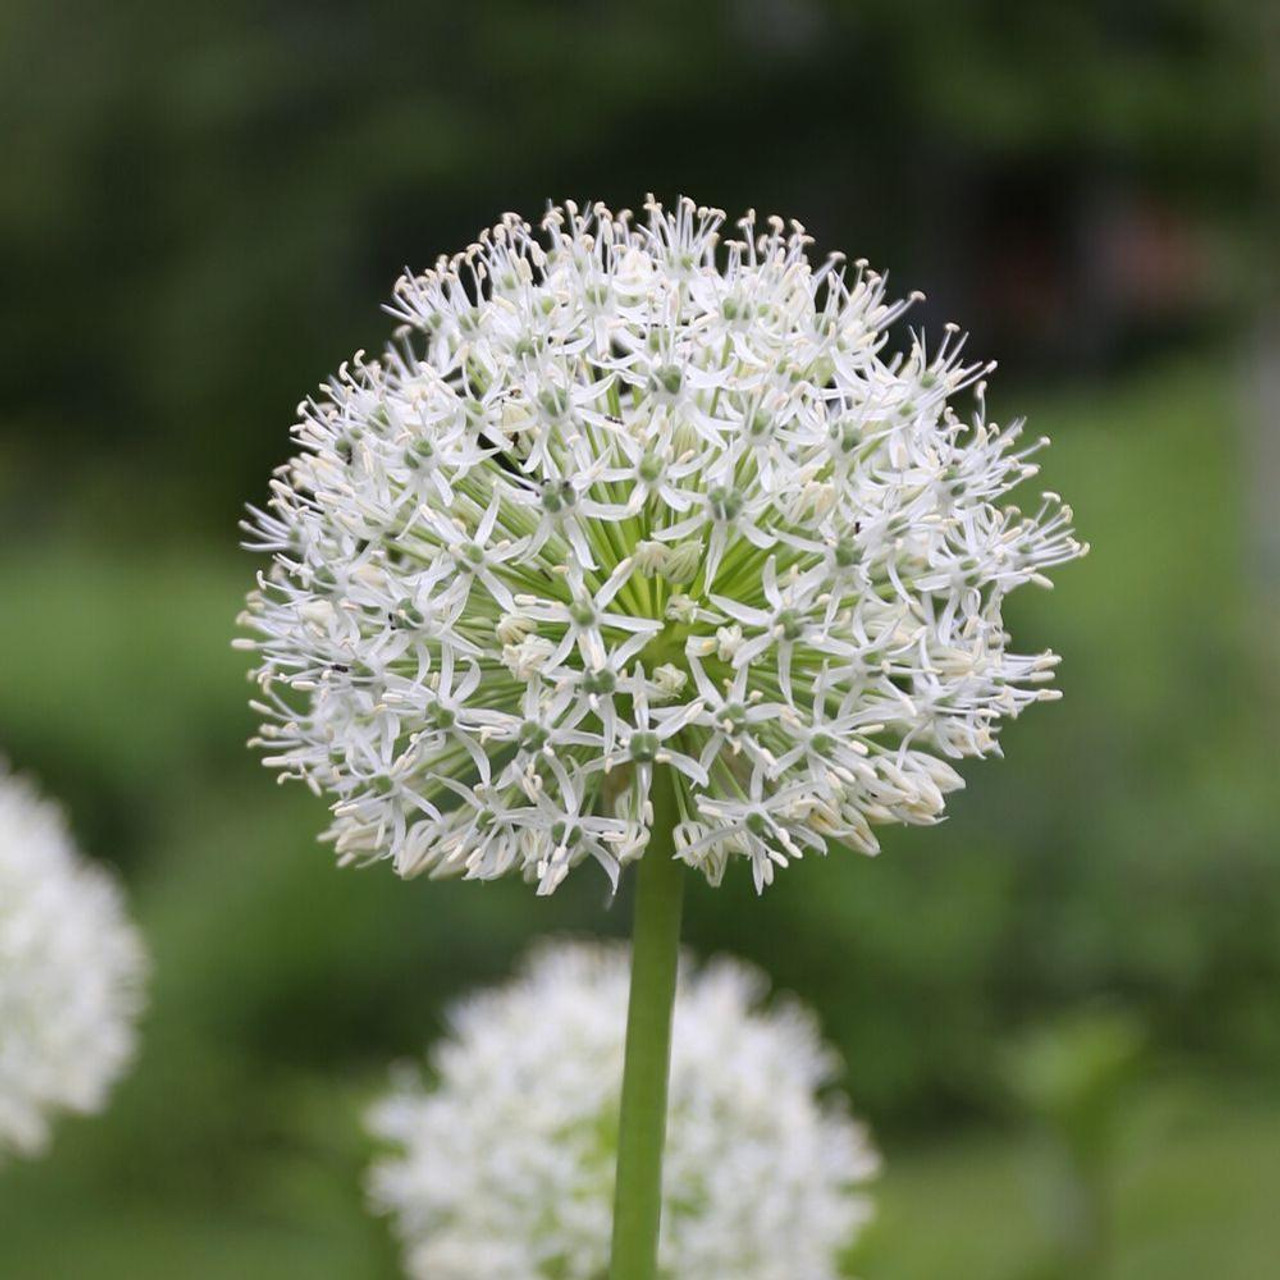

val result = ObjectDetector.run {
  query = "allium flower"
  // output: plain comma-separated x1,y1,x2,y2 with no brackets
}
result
0,764,148,1161
367,943,879,1280
240,197,1084,893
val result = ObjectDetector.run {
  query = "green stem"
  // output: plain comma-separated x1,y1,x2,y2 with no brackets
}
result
609,765,685,1280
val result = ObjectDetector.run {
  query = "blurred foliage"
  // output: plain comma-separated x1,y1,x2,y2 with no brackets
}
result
860,1079,1280,1280
1006,1009,1146,1170
0,0,1265,538
1,0,1276,1273
1004,1007,1147,1275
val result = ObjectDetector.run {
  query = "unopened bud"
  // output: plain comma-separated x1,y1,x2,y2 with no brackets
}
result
665,593,699,625
652,664,688,700
663,540,703,585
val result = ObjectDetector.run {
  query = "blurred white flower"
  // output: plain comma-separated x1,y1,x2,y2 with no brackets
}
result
240,197,1085,893
366,942,879,1280
0,764,148,1161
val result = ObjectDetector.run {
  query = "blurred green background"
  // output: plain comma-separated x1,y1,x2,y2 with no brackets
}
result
1,2,1276,1276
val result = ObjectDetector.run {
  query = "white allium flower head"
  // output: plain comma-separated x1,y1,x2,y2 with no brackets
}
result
367,942,879,1280
0,763,148,1161
240,197,1086,893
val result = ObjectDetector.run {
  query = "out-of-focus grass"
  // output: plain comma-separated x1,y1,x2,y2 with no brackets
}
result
1,1084,1276,1278
864,1086,1280,1280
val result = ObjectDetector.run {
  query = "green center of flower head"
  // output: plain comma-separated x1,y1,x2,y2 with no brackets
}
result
541,479,576,515
405,437,434,469
651,365,683,397
834,537,860,569
583,667,617,697
241,196,1085,895
707,485,744,523
775,608,805,641
394,598,425,628
830,419,860,454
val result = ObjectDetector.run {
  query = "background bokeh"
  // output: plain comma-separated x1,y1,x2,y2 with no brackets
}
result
2,2,1276,1276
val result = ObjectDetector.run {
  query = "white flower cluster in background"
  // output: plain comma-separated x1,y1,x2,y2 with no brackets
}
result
367,942,878,1280
0,764,148,1161
241,197,1085,892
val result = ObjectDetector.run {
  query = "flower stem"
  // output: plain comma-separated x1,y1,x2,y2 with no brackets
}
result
610,765,685,1280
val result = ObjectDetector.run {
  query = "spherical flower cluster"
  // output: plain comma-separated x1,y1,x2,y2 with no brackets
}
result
240,197,1084,893
367,942,878,1280
0,764,148,1161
